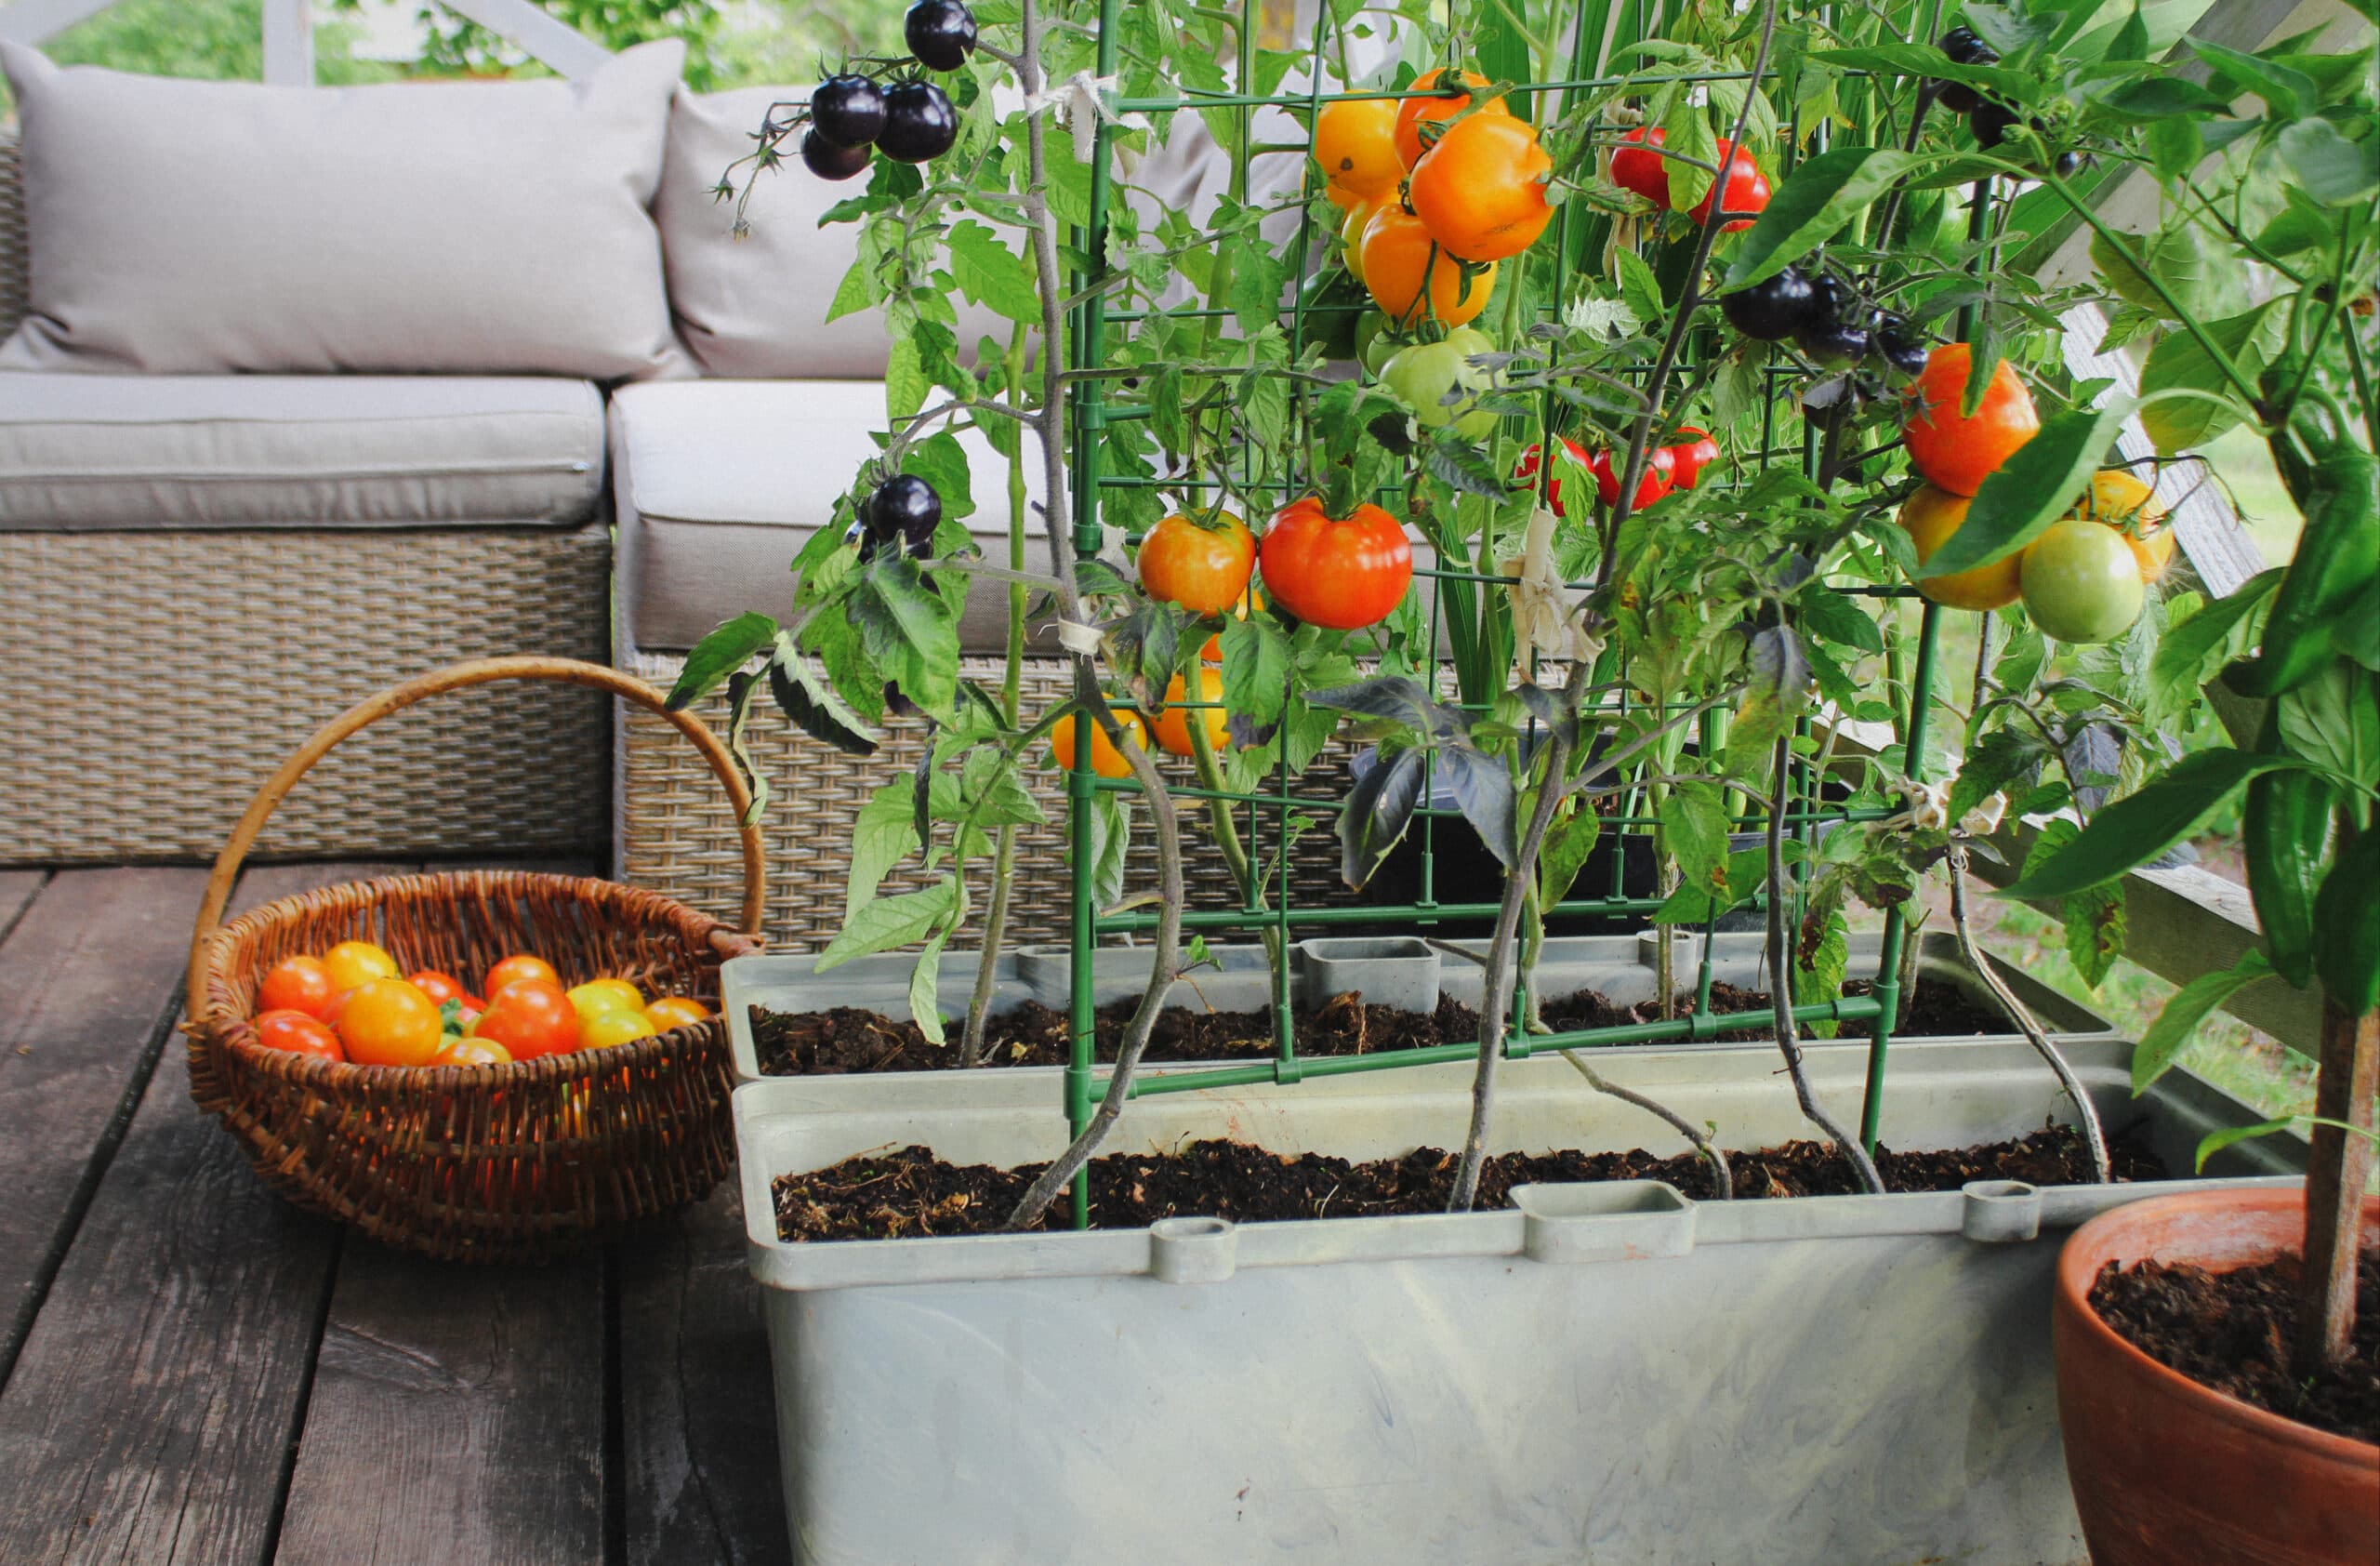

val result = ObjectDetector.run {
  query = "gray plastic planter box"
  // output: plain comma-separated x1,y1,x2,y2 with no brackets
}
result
722,928,2115,1082
737,1037,2301,1566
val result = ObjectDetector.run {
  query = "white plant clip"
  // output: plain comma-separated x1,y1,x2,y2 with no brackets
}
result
1025,71,1149,167
1052,617,1105,656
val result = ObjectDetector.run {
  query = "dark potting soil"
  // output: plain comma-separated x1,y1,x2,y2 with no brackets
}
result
749,975,2011,1076
772,1125,2166,1243
2088,1250,2380,1444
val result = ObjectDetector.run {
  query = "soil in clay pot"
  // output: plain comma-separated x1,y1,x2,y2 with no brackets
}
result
749,976,2009,1076
773,1125,2167,1242
2088,1250,2380,1443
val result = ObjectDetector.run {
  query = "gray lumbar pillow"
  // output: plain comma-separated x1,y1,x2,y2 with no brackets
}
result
0,39,691,380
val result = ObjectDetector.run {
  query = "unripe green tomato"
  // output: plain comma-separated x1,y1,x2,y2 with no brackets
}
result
2019,517,2147,644
1381,330,1497,439
1353,311,1396,375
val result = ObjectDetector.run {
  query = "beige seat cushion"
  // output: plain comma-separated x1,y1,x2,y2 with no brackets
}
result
612,378,1053,652
0,373,603,528
0,41,690,381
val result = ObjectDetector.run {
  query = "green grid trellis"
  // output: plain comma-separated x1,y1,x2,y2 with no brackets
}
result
1054,0,1963,1228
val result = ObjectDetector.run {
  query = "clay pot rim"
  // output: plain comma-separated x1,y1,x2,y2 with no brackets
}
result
2058,1186,2380,1464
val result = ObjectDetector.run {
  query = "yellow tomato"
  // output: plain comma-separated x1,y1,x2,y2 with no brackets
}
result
567,978,645,1022
431,1035,513,1068
1050,709,1149,779
335,977,443,1068
580,1008,659,1050
1897,484,2024,611
2074,468,2175,582
1153,668,1230,758
644,997,711,1032
323,939,399,994
1313,96,1403,200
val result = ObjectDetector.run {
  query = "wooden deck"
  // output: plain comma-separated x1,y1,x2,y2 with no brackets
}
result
0,862,790,1566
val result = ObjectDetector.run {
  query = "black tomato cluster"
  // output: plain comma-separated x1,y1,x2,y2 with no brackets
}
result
1722,265,1928,378
853,475,945,562
800,2,976,179
1931,25,2085,177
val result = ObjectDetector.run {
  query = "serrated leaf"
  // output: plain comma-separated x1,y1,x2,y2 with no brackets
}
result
2139,302,2284,454
1659,780,1732,895
2025,820,2126,988
1614,247,1664,325
768,641,879,757
1437,744,1516,867
945,219,1043,323
846,782,921,920
1950,727,2048,823
816,879,959,971
667,612,778,710
1538,797,1601,906
906,931,952,1045
884,337,928,421
1220,614,1293,727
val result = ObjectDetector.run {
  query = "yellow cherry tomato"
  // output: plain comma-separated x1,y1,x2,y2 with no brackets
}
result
566,978,645,1022
323,939,399,994
580,1008,659,1050
1313,96,1403,200
1049,709,1149,780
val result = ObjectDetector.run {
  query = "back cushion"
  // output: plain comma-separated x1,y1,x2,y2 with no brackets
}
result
658,86,1006,379
0,41,689,380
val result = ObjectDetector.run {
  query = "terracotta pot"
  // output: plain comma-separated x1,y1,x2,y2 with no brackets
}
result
2054,1188,2379,1565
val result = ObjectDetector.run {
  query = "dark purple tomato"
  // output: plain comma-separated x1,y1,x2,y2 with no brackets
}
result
867,474,943,555
800,129,872,181
905,0,978,72
1873,316,1928,378
1720,264,1818,341
878,80,959,164
810,74,886,148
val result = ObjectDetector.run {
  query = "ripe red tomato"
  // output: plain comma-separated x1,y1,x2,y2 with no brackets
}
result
258,955,337,1021
1259,498,1413,630
1688,142,1769,232
1393,67,1509,167
1608,126,1671,205
334,977,443,1067
470,977,580,1060
253,1008,344,1062
483,953,562,1000
407,970,469,1007
1667,428,1722,489
1137,510,1256,615
1407,112,1553,262
1589,446,1676,511
1903,343,2040,497
1513,436,1594,517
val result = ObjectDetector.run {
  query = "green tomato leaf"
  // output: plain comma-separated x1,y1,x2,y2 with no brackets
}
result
945,219,1043,324
817,878,959,972
1538,796,1602,907
906,929,951,1045
2277,116,2380,205
1721,146,1918,293
666,611,778,710
1999,750,2313,901
1920,402,2131,577
2132,949,2274,1094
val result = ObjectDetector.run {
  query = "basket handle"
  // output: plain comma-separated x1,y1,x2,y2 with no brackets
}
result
187,656,767,1007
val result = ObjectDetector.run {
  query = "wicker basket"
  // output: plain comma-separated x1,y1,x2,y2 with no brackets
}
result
185,657,765,1263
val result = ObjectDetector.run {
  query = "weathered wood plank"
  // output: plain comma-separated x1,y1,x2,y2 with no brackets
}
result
272,1245,608,1566
0,864,401,1566
619,1188,790,1566
0,869,215,1382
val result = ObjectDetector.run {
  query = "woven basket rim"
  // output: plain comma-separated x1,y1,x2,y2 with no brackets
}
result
192,868,742,1089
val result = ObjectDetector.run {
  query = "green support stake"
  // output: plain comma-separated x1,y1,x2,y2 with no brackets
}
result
1860,596,1942,1151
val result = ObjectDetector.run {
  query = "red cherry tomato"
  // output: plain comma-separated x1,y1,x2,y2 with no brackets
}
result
1687,142,1769,232
471,978,580,1060
258,955,337,1021
1608,126,1671,204
1513,436,1594,518
1258,497,1414,630
253,1008,345,1062
1666,428,1722,489
1590,446,1676,511
484,953,562,998
407,970,469,1007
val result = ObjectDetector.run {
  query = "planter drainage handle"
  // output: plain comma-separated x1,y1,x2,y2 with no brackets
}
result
1149,1215,1237,1284
1513,1181,1696,1265
1960,1180,2043,1243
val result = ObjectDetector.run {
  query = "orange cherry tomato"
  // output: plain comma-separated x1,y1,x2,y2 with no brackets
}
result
323,939,399,993
1050,709,1150,780
483,953,562,1000
334,977,444,1067
431,1035,512,1068
1199,587,1264,660
1259,497,1414,630
470,977,580,1060
1903,343,2040,497
1153,668,1230,758
1897,484,2024,610
258,955,337,1021
1360,204,1495,327
1137,510,1256,615
1394,67,1508,168
2075,469,2175,581
644,997,711,1032
1312,96,1404,200
407,970,469,1007
1408,111,1552,262
254,1007,345,1062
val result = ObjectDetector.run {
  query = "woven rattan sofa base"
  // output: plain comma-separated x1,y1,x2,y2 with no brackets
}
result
1,525,612,864
619,649,1363,951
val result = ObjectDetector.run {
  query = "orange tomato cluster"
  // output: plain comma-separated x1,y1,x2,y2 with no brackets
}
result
1315,68,1555,328
248,940,709,1068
